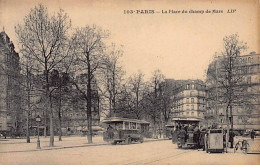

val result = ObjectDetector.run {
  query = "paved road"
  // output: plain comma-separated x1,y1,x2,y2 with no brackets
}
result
0,140,259,164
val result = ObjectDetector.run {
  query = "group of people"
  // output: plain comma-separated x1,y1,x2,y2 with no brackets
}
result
173,124,207,150
174,124,258,149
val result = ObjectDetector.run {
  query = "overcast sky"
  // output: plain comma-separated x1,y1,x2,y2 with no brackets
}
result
0,0,259,81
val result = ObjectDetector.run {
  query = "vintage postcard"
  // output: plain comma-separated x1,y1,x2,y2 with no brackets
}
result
0,0,259,165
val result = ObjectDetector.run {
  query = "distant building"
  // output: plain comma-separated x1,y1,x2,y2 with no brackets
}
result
205,52,260,130
170,80,206,126
59,73,101,135
0,31,22,135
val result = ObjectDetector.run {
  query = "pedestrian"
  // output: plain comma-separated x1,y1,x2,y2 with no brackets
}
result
229,129,235,148
178,127,187,144
193,125,200,148
107,125,114,140
199,127,206,150
251,129,256,140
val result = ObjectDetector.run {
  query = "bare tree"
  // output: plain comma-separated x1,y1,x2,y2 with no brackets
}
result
143,69,165,138
70,25,109,143
100,44,125,117
19,55,42,143
158,81,174,137
15,4,71,146
128,71,146,119
49,69,70,141
206,33,253,147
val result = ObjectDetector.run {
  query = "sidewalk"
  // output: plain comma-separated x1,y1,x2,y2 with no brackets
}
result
0,136,167,153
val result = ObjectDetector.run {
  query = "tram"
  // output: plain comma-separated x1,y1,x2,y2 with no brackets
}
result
102,117,150,145
172,117,201,149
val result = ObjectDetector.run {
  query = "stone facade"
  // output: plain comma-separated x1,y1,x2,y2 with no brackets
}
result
205,52,260,130
171,80,206,126
0,31,22,135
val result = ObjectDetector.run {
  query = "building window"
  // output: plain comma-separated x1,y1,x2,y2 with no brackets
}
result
186,84,190,90
186,105,190,110
186,98,189,103
248,67,252,73
190,91,194,96
248,57,253,63
186,112,189,115
191,112,194,116
191,98,194,103
191,105,194,110
191,84,194,89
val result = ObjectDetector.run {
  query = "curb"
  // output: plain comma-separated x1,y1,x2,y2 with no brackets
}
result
0,138,169,154
0,143,109,154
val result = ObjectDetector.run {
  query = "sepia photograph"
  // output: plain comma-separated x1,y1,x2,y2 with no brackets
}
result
0,0,259,165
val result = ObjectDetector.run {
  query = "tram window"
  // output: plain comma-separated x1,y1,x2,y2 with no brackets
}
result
130,122,136,129
136,123,140,129
125,122,129,129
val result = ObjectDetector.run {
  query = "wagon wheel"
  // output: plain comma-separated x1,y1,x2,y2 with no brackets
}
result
242,143,249,154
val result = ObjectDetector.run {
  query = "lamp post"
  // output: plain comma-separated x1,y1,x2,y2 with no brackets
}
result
219,113,224,128
36,115,41,149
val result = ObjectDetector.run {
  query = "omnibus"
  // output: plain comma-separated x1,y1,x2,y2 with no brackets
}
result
102,117,150,145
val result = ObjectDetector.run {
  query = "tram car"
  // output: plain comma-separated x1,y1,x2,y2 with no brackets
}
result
102,117,150,145
172,117,201,149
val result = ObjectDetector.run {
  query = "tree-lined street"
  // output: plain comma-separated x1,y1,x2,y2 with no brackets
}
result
0,1,259,165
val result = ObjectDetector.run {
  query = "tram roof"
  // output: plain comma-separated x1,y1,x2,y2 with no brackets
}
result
102,117,150,124
172,117,201,121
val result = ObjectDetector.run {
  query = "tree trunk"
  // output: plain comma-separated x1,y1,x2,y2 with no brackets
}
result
49,96,54,147
44,113,47,137
26,66,30,143
26,110,30,143
225,104,230,148
87,53,93,144
49,112,54,146
58,80,62,141
153,117,157,139
26,88,30,143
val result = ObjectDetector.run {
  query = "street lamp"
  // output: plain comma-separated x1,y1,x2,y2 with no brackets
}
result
36,115,41,149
